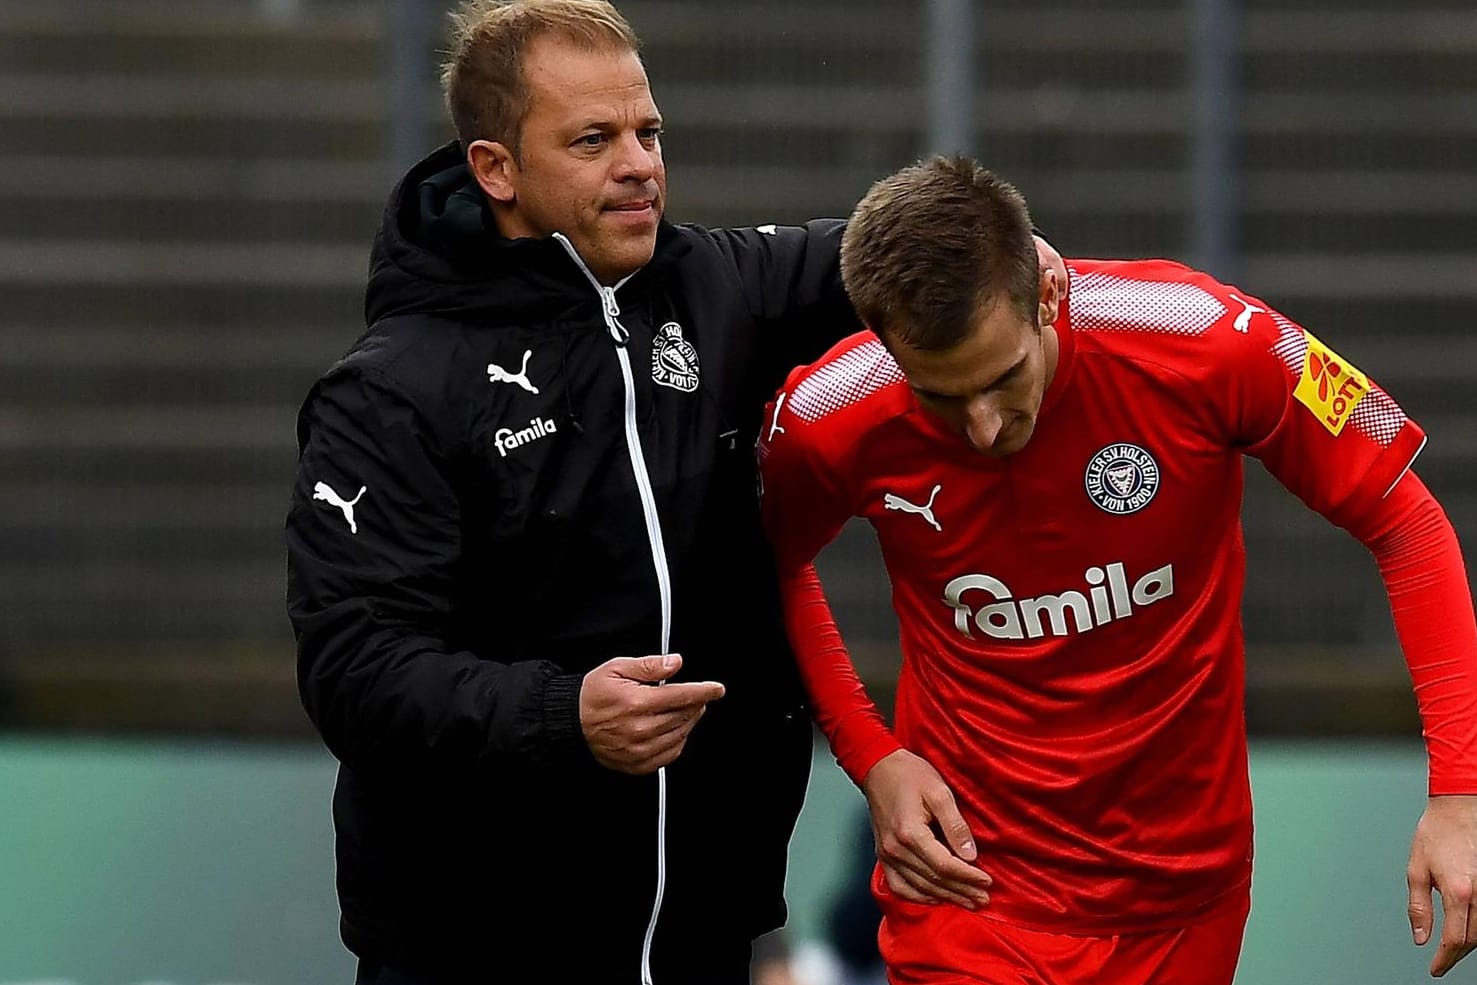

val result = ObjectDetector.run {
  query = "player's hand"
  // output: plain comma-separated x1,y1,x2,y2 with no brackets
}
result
579,653,724,775
861,748,992,909
1407,794,1477,976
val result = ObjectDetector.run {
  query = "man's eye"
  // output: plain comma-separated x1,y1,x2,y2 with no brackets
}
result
575,133,605,147
638,128,663,143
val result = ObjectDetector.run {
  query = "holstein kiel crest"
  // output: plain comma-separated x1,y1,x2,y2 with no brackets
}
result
1085,442,1160,515
652,321,700,393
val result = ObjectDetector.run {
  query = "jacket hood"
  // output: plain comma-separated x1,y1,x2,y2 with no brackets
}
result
364,141,688,326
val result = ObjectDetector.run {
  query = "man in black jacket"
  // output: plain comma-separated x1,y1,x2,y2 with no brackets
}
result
285,2,858,982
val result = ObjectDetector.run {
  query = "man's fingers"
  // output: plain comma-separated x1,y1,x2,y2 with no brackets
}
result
906,830,992,892
922,786,978,862
1432,877,1475,977
613,653,684,683
1431,934,1472,978
583,676,712,774
883,862,980,908
631,704,707,748
640,680,725,712
611,653,724,711
632,704,708,753
883,866,933,904
619,722,700,773
1410,864,1435,946
879,828,990,905
899,814,991,889
1466,896,1477,968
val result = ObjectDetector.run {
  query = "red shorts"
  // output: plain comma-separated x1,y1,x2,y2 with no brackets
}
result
877,882,1250,985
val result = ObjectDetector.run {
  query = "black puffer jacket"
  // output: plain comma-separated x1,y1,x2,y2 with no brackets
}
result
285,142,858,982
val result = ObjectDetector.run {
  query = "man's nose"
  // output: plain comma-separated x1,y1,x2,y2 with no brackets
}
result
611,132,656,183
962,396,1005,453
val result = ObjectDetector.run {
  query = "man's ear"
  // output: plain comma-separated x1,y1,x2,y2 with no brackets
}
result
467,139,518,204
1039,256,1063,329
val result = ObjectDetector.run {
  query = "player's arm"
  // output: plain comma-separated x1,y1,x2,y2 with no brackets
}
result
1341,470,1477,977
757,386,991,909
1225,303,1477,975
756,383,894,775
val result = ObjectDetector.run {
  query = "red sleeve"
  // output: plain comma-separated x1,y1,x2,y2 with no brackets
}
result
1342,471,1477,794
756,383,850,573
778,565,902,784
1220,301,1470,788
1224,301,1426,518
757,383,901,784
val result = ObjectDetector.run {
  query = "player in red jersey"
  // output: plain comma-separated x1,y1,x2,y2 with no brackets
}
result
758,157,1477,983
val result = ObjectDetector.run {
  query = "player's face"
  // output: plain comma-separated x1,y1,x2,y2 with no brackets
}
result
468,36,666,284
892,293,1059,458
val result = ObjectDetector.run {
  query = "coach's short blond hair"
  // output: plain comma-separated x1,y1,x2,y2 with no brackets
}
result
441,0,640,157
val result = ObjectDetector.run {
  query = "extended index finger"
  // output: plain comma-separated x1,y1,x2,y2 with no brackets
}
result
639,680,726,713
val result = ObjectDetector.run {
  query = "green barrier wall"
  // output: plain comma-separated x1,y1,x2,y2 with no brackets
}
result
0,737,1445,984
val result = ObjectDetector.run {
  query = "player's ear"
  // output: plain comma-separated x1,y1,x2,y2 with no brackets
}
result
1037,261,1062,329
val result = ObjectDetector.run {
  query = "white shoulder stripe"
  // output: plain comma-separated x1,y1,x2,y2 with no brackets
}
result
1072,271,1227,337
1269,313,1308,373
789,339,904,423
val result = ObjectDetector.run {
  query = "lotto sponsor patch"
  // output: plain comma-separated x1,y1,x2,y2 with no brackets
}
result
1293,331,1369,436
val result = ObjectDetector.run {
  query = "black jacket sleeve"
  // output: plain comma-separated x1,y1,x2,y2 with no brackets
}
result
285,366,589,770
710,219,863,384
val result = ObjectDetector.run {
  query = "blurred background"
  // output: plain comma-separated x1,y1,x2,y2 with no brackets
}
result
0,0,1473,982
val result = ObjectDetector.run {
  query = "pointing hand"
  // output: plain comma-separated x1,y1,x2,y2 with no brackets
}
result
579,653,725,774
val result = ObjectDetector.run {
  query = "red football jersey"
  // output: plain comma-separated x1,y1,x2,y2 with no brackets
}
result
758,258,1427,933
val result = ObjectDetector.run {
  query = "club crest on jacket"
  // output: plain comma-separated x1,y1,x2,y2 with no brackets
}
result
652,321,700,393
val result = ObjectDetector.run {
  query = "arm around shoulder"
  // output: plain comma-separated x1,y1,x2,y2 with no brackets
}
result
709,219,861,374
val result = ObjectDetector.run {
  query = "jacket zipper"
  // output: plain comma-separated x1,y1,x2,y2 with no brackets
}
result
554,235,672,985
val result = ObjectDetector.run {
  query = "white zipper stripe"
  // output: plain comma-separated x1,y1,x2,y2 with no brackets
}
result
552,234,672,985
613,344,675,651
616,342,673,985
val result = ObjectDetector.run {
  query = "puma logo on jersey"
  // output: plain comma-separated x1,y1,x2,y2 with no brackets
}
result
1228,294,1265,334
313,481,366,534
884,485,942,532
757,224,777,235
943,561,1174,640
495,416,558,457
488,350,539,394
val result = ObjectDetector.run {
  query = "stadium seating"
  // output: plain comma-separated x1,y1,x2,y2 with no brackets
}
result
0,0,1471,732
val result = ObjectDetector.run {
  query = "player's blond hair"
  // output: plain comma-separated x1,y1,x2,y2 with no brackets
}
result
441,0,641,157
842,157,1040,352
